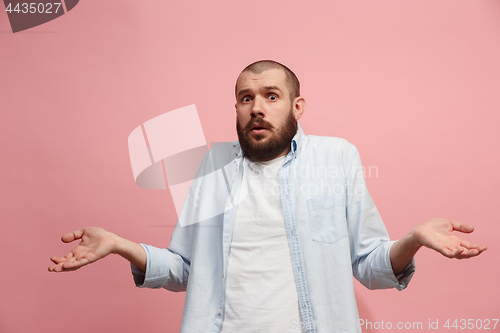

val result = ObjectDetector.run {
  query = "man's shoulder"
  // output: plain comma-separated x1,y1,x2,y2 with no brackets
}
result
301,134,359,168
207,141,239,156
196,141,239,172
304,134,356,152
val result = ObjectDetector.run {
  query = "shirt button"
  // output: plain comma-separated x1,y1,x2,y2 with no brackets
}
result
217,309,222,315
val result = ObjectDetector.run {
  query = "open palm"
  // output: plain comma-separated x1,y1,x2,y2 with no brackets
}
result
48,227,116,272
414,218,486,258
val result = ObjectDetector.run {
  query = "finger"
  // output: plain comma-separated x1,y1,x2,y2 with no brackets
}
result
463,245,488,256
48,265,61,272
441,248,456,258
478,245,487,252
49,262,65,272
64,255,79,265
460,240,479,249
62,257,90,269
49,262,81,272
60,266,80,272
453,247,465,257
50,262,73,272
460,241,488,253
450,221,474,233
457,248,480,258
471,244,487,252
61,229,85,243
50,256,68,264
64,252,75,260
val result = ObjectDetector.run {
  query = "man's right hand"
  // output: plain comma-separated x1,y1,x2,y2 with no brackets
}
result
48,227,118,272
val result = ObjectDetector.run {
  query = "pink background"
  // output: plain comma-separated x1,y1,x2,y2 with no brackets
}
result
1,1,499,332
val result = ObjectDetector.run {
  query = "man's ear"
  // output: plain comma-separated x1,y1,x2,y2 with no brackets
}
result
293,97,307,121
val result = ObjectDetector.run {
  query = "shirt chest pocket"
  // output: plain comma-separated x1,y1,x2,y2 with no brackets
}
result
307,195,348,244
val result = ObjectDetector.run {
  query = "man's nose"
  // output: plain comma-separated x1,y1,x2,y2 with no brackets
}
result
251,96,265,118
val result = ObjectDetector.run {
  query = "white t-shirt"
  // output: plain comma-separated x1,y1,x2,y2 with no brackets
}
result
220,155,301,333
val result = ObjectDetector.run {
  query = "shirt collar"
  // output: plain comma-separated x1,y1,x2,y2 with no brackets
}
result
291,123,305,159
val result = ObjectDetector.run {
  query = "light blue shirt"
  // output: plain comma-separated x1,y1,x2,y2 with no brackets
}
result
131,124,415,333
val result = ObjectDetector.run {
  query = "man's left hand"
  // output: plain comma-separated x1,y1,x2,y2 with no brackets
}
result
413,218,487,259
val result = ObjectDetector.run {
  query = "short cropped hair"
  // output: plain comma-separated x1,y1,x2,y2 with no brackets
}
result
236,60,300,102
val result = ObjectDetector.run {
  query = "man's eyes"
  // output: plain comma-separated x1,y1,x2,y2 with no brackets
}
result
241,94,278,103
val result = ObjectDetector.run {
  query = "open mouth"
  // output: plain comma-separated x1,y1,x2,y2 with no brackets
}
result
250,123,269,134
251,128,268,135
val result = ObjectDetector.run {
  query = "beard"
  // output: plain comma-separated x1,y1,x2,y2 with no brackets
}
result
236,109,298,161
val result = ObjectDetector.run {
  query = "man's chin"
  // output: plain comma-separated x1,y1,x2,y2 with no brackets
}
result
248,133,269,141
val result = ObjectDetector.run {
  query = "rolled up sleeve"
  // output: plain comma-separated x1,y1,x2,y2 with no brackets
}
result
130,244,189,292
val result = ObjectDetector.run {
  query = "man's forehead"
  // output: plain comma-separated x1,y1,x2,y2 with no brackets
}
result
236,68,288,94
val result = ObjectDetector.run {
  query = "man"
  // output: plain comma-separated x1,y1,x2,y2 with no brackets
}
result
49,60,486,333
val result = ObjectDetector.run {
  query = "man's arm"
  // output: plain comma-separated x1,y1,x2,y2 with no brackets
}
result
48,227,146,272
390,218,487,276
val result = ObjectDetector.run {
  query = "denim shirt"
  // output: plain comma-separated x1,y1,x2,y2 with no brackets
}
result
131,124,415,333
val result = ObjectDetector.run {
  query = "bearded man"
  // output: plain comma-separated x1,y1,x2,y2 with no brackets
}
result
49,60,486,333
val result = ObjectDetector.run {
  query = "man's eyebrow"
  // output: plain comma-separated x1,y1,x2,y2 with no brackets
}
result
237,86,283,98
237,89,250,98
263,86,281,92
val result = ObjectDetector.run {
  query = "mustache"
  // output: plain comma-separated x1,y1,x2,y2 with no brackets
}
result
243,117,274,132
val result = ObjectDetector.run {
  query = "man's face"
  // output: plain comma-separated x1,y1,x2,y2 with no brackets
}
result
235,68,304,161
